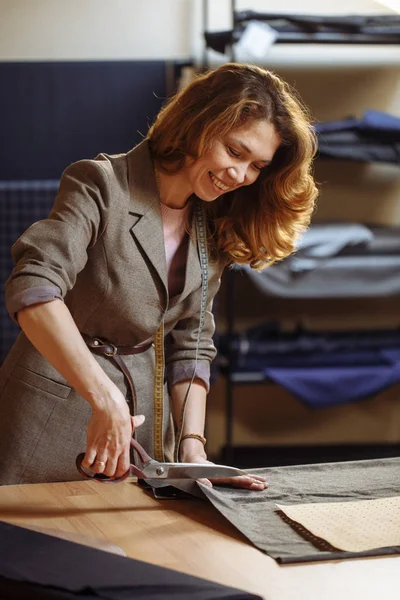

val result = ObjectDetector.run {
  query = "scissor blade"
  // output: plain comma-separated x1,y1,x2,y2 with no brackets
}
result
142,462,247,480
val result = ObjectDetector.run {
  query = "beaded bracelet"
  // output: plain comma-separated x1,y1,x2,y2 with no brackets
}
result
180,433,207,445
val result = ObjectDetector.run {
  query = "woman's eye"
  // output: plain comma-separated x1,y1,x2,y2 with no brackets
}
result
253,164,264,171
227,146,240,158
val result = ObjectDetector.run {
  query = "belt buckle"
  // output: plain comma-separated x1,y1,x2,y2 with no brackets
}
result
104,343,117,357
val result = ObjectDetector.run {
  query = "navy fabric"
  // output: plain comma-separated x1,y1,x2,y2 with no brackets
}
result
316,110,400,134
315,110,400,163
219,326,400,408
0,61,168,180
0,521,261,599
0,181,59,364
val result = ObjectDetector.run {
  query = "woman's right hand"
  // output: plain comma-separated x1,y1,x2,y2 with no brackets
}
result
81,388,145,479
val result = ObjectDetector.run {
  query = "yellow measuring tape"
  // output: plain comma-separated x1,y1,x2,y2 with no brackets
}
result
153,321,165,462
152,199,209,464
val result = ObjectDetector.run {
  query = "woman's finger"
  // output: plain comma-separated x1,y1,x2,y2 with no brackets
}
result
197,477,213,487
90,453,108,474
115,448,131,479
209,475,268,490
103,455,119,478
81,446,97,469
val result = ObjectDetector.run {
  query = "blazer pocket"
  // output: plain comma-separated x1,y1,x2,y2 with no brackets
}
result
11,366,71,399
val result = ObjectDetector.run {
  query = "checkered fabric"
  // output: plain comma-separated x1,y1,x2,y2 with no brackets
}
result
0,181,59,364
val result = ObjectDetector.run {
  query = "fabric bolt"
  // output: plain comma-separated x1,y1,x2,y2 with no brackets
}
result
196,457,400,564
276,496,400,553
0,521,261,600
0,140,225,484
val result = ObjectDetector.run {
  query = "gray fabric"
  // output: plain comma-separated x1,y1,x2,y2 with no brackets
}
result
244,224,400,298
296,223,373,258
196,457,400,563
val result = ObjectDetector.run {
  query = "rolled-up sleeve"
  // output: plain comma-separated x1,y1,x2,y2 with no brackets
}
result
165,291,220,394
5,159,111,320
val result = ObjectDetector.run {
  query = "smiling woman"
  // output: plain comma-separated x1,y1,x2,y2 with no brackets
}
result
0,62,317,487
148,63,318,269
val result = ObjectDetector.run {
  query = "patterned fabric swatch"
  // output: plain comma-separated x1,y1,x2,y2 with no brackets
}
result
276,496,400,552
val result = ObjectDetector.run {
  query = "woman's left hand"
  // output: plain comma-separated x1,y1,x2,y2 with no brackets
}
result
184,453,268,490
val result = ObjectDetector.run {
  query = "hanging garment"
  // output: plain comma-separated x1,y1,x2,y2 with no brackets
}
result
204,13,400,54
197,457,400,564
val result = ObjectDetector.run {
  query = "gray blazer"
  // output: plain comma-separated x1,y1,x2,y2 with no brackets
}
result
0,141,225,484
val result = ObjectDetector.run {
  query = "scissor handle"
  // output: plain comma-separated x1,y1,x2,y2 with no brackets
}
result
76,439,153,484
75,453,131,484
130,437,153,464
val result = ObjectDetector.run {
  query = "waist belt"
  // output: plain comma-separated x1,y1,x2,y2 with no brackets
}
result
82,334,152,415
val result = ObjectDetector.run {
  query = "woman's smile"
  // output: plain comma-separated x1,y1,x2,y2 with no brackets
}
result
209,171,230,192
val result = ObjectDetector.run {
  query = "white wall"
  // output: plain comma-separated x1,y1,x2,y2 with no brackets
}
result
0,0,398,64
0,0,192,60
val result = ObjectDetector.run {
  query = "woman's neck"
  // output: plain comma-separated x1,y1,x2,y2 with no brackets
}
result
155,167,192,209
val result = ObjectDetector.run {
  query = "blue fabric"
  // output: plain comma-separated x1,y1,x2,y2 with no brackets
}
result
315,110,400,135
221,325,400,408
263,348,400,408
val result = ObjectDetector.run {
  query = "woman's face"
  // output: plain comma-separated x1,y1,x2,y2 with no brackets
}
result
183,119,281,202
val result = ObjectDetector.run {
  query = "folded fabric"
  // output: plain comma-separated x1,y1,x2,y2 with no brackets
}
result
315,110,400,163
242,223,400,298
262,348,400,408
316,110,400,135
220,322,400,407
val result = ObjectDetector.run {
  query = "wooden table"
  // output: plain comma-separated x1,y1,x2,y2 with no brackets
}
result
0,479,398,600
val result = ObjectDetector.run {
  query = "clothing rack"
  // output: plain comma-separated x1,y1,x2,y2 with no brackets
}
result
203,1,400,65
201,2,400,466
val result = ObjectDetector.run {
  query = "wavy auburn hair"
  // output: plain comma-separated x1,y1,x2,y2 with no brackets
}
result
148,63,318,269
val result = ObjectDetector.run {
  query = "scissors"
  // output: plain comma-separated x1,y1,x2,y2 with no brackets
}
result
76,437,247,483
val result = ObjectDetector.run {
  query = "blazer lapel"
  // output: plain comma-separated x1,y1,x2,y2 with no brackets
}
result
126,141,204,310
126,141,168,303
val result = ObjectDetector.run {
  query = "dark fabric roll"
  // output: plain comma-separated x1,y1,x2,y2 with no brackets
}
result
0,521,262,600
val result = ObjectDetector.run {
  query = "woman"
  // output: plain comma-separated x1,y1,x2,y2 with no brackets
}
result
0,63,317,486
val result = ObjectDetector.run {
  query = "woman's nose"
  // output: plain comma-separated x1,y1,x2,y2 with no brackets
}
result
227,165,247,184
